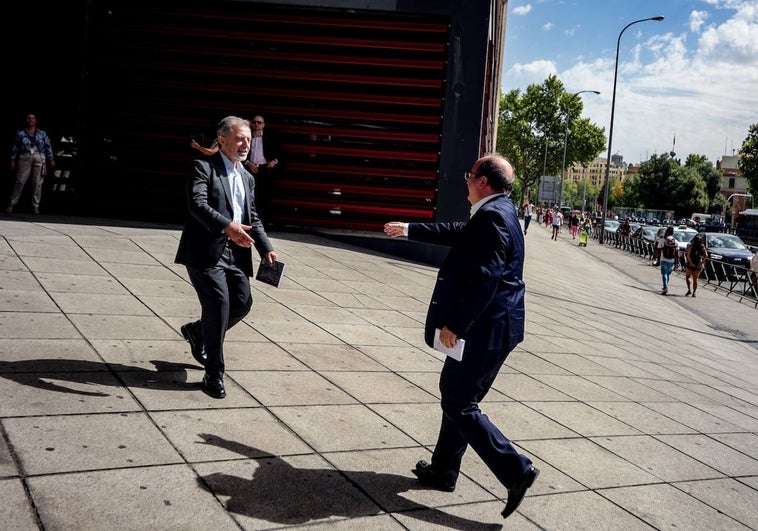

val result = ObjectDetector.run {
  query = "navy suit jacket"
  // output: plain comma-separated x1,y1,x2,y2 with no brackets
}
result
175,154,273,277
408,194,525,355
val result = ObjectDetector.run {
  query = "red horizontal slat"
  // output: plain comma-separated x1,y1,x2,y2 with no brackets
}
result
123,9,448,34
127,44,445,71
283,143,439,162
116,26,446,53
272,124,440,143
124,60,443,89
284,162,436,180
275,181,434,200
128,79,443,108
272,198,434,218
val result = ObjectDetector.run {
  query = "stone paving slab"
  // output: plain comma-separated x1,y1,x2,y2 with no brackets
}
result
1,215,757,530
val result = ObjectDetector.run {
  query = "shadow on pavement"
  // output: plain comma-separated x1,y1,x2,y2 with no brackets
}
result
196,434,503,530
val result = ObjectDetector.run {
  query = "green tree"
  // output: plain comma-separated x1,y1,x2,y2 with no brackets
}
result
621,177,643,210
672,165,709,214
684,154,721,200
633,153,717,217
738,123,758,197
497,75,606,204
636,154,681,211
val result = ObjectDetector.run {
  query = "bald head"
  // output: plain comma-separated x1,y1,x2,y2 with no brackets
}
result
474,153,514,194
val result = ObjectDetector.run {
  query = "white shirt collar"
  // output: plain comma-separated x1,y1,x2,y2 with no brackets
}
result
469,193,505,218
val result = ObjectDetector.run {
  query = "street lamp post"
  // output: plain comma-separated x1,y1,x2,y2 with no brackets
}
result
559,90,600,210
598,15,664,245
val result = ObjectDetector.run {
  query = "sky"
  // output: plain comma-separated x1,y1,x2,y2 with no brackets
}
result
501,0,758,166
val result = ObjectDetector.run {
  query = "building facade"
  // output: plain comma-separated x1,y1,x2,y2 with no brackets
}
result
565,156,626,187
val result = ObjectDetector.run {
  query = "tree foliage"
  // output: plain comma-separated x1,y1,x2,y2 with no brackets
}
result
738,123,758,197
627,153,714,216
497,75,606,204
562,177,601,211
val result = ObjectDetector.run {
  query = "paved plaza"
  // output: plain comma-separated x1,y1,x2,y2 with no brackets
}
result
1,214,756,530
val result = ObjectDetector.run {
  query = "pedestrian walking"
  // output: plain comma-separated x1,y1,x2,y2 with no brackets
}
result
550,206,563,240
383,153,539,520
523,200,534,234
685,233,707,297
657,225,679,295
175,116,279,399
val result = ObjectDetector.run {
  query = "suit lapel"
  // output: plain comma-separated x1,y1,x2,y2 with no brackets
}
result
212,154,235,214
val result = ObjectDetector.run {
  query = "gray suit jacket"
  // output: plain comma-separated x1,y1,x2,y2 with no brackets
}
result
175,154,273,276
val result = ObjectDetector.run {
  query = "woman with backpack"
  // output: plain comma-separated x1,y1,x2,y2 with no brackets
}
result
657,225,679,295
685,234,708,297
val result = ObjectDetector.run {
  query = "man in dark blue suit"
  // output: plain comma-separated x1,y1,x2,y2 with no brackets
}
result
176,116,278,399
384,153,538,519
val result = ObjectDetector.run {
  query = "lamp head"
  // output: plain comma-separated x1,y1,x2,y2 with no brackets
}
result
652,16,664,21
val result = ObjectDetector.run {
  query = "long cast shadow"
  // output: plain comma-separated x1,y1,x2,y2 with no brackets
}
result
0,359,199,396
196,434,502,530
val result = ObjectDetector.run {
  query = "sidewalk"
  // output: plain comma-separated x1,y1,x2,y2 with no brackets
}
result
1,214,756,530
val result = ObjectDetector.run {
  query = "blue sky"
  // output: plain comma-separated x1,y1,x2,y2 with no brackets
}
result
501,0,758,165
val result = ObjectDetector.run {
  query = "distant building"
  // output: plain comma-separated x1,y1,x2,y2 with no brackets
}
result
717,154,752,217
566,156,626,187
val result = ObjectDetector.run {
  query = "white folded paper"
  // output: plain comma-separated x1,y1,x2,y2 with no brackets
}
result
433,328,465,361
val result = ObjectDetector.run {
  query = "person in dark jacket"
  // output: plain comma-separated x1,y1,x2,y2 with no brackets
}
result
243,114,281,225
175,116,278,399
383,153,538,520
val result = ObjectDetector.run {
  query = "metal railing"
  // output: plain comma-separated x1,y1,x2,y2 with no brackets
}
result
593,228,758,307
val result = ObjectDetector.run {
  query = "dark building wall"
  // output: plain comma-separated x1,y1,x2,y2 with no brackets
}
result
4,0,496,229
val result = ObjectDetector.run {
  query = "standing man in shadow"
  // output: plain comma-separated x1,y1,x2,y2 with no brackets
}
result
243,114,281,226
176,116,278,399
384,153,539,520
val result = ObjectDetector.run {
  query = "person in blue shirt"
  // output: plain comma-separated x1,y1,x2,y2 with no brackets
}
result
7,113,55,215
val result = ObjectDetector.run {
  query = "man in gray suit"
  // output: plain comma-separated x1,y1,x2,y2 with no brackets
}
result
176,116,278,399
384,153,538,519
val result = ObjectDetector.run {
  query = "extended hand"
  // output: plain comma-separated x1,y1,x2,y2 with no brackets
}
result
224,222,254,247
384,222,405,238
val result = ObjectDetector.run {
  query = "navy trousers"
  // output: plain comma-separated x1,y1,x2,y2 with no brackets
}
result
431,345,532,488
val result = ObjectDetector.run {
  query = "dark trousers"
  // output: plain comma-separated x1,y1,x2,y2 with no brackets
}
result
431,346,532,488
523,215,532,232
186,245,252,378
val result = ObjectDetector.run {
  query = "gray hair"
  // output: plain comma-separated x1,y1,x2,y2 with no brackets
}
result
216,116,250,136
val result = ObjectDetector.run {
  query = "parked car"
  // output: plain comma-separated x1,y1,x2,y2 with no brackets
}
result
701,232,755,281
604,220,620,233
632,225,658,243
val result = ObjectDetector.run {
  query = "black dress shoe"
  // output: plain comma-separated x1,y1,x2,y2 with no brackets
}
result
181,323,206,366
502,466,539,519
202,374,226,399
412,460,456,492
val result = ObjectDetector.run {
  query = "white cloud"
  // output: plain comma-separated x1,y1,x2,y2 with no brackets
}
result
513,4,532,16
689,10,709,32
505,60,558,87
543,22,554,31
557,1,758,163
502,0,758,163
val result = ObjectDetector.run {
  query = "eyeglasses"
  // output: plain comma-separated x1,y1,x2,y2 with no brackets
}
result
252,121,264,124
464,171,482,182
